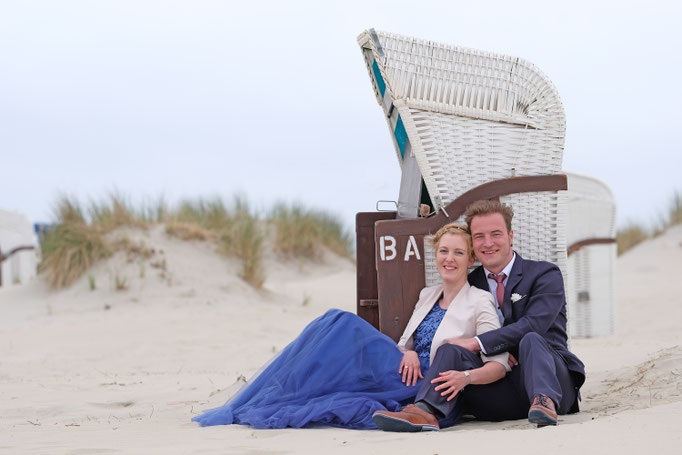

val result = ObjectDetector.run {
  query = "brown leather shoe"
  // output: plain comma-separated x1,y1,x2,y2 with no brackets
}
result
372,404,440,432
528,394,558,426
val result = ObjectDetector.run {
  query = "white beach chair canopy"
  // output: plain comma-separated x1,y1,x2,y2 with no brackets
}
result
358,29,567,211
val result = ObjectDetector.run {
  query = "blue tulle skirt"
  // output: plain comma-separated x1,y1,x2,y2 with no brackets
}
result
192,309,429,429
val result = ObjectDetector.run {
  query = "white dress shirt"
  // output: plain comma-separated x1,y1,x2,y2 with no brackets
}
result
475,253,516,354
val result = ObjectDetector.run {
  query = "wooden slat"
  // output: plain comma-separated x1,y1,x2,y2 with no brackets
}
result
356,212,396,331
376,233,426,342
374,175,568,237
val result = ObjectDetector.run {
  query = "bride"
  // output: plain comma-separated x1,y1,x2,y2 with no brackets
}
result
192,223,508,429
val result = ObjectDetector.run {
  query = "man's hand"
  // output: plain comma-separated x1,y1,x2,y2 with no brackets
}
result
445,337,480,352
508,353,518,368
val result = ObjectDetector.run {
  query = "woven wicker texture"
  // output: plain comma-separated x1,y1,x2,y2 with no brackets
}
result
566,173,617,242
566,173,617,337
358,29,566,209
424,192,567,289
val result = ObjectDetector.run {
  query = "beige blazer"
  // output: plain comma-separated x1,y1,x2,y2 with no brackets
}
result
397,282,510,371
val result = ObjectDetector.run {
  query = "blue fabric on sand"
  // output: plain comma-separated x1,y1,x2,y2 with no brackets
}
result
192,309,439,429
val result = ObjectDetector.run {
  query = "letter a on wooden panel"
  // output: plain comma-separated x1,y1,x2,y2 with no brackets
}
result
404,236,421,261
379,236,397,261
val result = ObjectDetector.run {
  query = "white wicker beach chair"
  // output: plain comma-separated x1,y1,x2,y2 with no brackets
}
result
0,209,37,287
356,29,569,341
565,173,617,337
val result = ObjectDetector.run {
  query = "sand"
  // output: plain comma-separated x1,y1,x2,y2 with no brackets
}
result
1,224,681,454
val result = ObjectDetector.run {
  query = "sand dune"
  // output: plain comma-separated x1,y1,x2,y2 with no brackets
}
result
1,224,681,454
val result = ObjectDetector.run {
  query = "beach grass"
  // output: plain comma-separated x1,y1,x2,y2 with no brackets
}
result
165,197,264,287
88,193,142,233
616,222,649,256
39,197,111,288
173,197,232,232
616,189,682,255
269,203,353,260
219,198,264,288
38,195,352,290
665,190,682,227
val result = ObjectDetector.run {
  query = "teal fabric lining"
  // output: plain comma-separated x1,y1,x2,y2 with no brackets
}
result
371,60,386,97
394,116,407,160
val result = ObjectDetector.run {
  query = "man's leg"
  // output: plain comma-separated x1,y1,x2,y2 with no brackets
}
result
372,344,482,432
459,367,529,421
519,332,577,413
414,343,483,420
519,332,577,424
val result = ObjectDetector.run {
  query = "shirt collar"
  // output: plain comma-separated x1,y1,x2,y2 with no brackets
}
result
483,252,516,279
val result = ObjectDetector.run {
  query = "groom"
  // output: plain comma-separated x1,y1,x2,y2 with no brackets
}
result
373,200,585,430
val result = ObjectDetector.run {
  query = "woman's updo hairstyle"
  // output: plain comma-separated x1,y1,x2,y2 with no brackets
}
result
429,223,473,259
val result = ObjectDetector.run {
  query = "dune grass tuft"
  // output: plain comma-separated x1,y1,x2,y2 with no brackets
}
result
218,198,264,288
39,198,111,288
617,189,682,255
173,198,232,231
164,197,264,288
138,196,169,224
165,221,213,241
88,193,143,233
616,222,649,256
269,203,353,260
665,190,682,227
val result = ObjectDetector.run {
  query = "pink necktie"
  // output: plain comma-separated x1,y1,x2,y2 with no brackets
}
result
489,273,507,309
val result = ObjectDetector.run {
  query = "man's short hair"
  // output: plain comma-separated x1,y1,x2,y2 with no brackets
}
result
464,200,514,232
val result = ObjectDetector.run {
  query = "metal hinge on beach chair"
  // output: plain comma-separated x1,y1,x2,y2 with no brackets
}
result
355,29,570,341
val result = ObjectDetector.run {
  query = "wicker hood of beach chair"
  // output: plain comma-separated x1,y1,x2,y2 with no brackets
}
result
356,29,570,341
566,173,617,338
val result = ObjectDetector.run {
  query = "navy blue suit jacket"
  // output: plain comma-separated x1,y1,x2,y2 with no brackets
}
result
468,253,585,388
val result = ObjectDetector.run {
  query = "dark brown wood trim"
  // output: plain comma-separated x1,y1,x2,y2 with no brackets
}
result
355,211,396,229
0,245,35,262
375,174,568,237
356,212,396,330
567,238,616,256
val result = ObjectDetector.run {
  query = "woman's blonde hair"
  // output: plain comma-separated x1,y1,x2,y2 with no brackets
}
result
430,223,473,258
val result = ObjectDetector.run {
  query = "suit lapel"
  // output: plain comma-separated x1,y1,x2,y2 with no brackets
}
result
468,267,490,292
503,253,524,320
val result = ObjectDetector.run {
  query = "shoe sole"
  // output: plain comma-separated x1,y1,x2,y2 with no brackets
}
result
372,413,439,432
528,409,557,427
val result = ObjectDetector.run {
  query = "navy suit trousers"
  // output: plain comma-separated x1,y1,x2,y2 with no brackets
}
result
416,334,578,422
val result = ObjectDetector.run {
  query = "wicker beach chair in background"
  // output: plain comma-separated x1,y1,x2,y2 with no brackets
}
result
0,209,37,287
356,29,569,341
565,173,617,337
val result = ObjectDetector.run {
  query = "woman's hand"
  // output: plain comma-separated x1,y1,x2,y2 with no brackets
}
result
399,350,423,386
431,370,468,401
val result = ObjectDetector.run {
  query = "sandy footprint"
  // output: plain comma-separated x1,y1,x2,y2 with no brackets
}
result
582,345,682,416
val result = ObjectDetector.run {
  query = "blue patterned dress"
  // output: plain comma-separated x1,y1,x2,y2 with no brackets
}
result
192,306,447,429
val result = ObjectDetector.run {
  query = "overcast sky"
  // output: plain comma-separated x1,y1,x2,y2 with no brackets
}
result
1,0,680,231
